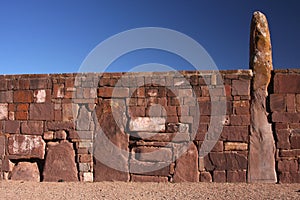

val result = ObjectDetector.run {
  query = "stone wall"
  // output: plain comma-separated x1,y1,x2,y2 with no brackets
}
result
0,69,299,183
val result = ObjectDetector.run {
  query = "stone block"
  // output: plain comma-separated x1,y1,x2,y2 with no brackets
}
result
54,130,67,140
0,103,8,120
173,144,198,182
29,103,54,120
270,94,286,112
131,175,168,182
133,147,172,162
10,162,40,182
211,141,223,152
221,126,249,142
13,90,33,103
166,123,189,133
8,135,45,159
276,129,290,149
230,115,250,126
0,135,5,157
291,135,300,149
130,132,190,142
278,172,300,183
21,121,43,135
129,159,170,176
5,120,20,133
43,131,54,140
129,117,165,132
30,78,51,89
272,112,300,123
43,141,78,182
286,94,296,113
274,74,300,94
224,142,248,151
34,90,47,103
46,121,74,130
209,152,247,170
213,170,226,182
200,171,212,182
227,170,246,182
278,159,298,172
232,79,250,96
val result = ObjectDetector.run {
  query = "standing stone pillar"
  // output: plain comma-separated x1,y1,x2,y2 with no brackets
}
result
248,11,277,183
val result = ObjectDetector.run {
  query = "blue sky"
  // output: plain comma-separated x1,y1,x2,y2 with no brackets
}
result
0,0,299,74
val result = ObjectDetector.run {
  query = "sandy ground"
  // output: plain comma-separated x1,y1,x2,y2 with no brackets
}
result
0,181,300,200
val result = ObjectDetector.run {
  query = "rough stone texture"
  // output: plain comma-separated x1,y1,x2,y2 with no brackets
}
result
173,143,199,182
131,175,168,182
93,100,129,182
133,147,172,162
8,135,45,159
0,103,8,120
224,142,248,151
29,103,54,120
43,141,78,182
248,11,277,183
10,162,40,182
21,121,43,135
129,117,166,132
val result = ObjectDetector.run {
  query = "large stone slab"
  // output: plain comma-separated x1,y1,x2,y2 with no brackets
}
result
43,141,78,182
8,135,45,159
10,162,40,182
248,11,277,183
173,143,199,182
129,117,166,132
93,100,129,181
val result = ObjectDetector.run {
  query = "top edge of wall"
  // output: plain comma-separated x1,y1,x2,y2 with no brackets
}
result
0,69,256,78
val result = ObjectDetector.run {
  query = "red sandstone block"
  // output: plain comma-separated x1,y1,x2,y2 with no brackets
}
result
276,129,290,149
14,90,33,103
230,115,250,126
227,170,246,183
278,159,298,172
278,172,300,183
21,121,44,135
46,121,74,131
275,123,289,130
232,79,250,96
211,141,223,152
279,149,300,157
131,175,168,182
15,111,28,120
30,78,51,89
296,94,300,112
274,74,300,94
290,135,300,149
213,170,226,182
270,94,286,112
209,152,247,170
195,124,208,141
17,104,29,111
78,154,92,163
29,103,54,121
286,94,296,113
272,112,300,123
233,100,250,115
18,79,30,90
200,171,212,182
4,120,20,133
221,126,249,142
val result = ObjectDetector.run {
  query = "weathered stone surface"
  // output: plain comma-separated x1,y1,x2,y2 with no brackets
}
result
173,143,198,182
274,74,300,94
209,152,247,170
5,120,20,133
76,105,91,131
34,90,46,103
130,132,190,142
8,135,45,159
200,172,212,182
129,159,170,176
227,170,246,183
166,123,189,133
43,141,78,182
129,117,165,132
131,175,168,182
221,126,249,142
0,135,5,157
21,121,43,135
290,135,300,149
46,121,74,130
93,100,129,181
224,142,248,151
213,170,226,183
278,159,298,172
270,94,286,112
10,162,40,182
14,90,33,103
248,11,277,183
278,172,300,183
29,103,54,120
0,103,8,120
232,79,250,96
133,147,172,162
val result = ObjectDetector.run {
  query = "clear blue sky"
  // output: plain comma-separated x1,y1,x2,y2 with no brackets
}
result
0,0,299,74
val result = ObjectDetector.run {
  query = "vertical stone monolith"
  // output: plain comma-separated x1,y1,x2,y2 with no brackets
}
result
248,11,277,183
